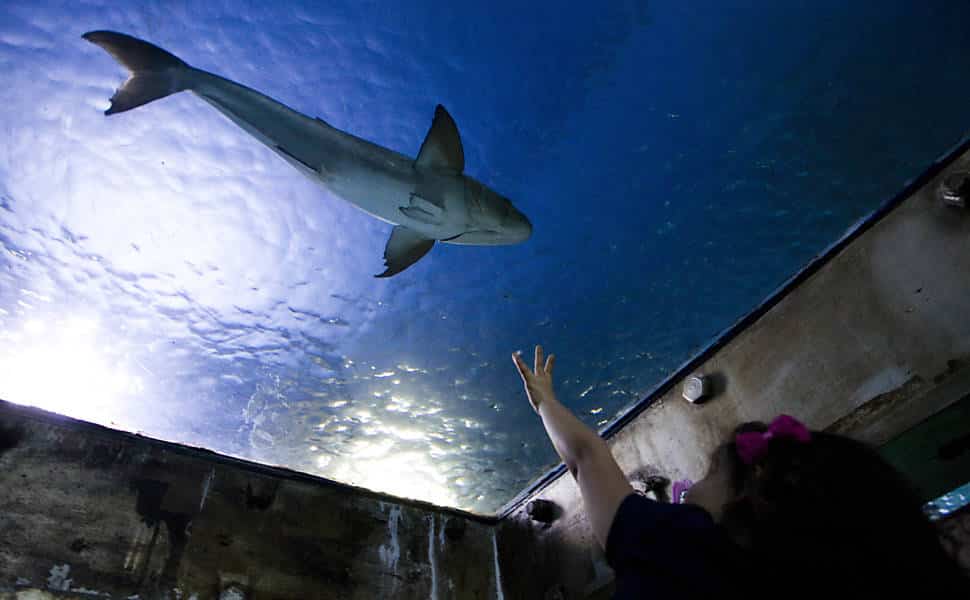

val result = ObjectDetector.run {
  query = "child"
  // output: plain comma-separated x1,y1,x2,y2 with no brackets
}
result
512,345,967,597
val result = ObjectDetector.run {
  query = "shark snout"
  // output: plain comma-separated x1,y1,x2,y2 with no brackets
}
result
506,208,533,243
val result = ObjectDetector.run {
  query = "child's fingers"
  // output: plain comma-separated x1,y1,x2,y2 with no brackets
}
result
512,352,530,379
535,345,544,374
545,353,555,376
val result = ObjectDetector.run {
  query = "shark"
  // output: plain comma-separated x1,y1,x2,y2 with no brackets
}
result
82,30,532,277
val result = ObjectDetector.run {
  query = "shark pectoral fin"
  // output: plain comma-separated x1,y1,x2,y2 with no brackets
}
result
410,193,444,212
399,207,438,224
376,226,436,278
414,105,464,173
399,193,444,225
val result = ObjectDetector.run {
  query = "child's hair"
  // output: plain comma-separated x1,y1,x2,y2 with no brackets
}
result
717,422,967,593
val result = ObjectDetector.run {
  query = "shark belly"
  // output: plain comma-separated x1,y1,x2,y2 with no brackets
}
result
190,69,462,238
322,151,467,240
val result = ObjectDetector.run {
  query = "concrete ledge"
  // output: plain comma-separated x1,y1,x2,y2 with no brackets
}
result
0,401,502,599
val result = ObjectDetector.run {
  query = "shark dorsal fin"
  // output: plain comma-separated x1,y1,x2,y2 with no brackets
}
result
415,105,464,173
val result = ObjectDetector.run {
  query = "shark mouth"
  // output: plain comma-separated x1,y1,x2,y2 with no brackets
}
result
441,230,510,245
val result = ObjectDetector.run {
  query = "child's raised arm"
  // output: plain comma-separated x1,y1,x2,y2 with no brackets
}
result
513,345,633,548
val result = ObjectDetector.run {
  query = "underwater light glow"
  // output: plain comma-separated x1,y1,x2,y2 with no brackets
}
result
0,315,143,421
328,439,458,508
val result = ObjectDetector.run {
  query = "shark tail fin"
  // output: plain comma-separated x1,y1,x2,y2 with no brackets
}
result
83,31,191,115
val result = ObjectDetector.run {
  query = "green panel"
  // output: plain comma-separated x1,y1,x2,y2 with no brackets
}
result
880,394,970,502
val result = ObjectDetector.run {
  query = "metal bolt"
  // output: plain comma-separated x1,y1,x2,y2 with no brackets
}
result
644,475,669,493
632,475,670,501
526,499,558,523
938,172,969,208
683,375,711,403
220,585,247,600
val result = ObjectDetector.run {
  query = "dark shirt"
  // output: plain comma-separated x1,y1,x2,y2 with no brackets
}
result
605,493,746,598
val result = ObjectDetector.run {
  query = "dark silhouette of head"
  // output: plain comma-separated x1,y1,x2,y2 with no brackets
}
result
690,420,967,594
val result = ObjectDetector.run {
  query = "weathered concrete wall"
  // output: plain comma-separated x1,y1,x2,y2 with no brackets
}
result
497,145,970,598
0,402,504,600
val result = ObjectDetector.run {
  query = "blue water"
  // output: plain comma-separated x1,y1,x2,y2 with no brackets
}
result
1,1,968,514
925,482,970,520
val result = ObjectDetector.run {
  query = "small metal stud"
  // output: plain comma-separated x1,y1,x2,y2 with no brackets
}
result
683,375,711,403
938,172,969,208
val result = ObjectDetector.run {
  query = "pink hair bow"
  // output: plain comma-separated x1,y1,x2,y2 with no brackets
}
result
735,415,811,465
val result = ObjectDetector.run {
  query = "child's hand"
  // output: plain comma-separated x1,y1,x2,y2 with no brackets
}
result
512,345,557,413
